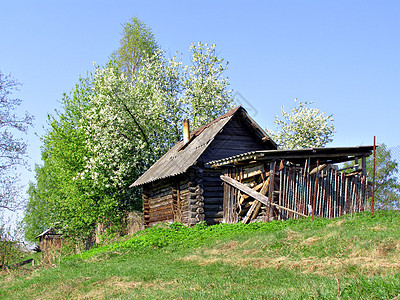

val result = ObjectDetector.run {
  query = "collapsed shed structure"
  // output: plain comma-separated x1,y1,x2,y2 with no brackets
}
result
208,147,374,224
131,106,278,226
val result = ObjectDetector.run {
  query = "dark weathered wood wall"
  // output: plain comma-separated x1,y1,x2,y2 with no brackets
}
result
199,115,268,163
202,169,224,224
143,169,206,227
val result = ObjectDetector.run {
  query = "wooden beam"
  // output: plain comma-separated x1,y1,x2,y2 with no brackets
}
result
242,201,258,224
310,164,327,175
220,175,308,218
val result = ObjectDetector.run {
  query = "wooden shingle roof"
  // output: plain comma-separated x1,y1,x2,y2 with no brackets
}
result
131,106,276,187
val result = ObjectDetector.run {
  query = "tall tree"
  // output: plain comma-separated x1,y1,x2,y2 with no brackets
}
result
114,17,158,81
0,72,33,214
267,100,335,149
80,43,233,213
24,76,121,241
369,143,400,210
0,71,33,267
24,18,233,241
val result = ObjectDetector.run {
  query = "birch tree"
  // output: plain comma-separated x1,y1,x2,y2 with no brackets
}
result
0,72,33,214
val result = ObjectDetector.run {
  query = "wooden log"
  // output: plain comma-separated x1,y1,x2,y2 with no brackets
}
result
205,211,224,218
203,197,223,204
242,200,259,224
149,213,174,223
241,182,265,201
310,164,327,175
205,204,223,211
251,201,263,220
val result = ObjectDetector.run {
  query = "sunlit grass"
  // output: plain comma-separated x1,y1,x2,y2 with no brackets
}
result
1,210,400,299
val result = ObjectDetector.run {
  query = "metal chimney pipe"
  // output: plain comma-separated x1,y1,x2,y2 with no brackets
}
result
183,119,190,145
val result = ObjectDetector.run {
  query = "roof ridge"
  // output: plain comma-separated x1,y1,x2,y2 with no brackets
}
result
189,106,242,138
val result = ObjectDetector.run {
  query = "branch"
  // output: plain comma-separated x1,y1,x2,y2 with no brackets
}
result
112,92,149,147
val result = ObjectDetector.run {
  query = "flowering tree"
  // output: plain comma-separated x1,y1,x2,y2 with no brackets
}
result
24,41,233,241
268,100,335,149
80,42,233,212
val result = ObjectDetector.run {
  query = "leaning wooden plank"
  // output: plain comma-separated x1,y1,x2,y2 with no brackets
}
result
242,201,258,223
242,181,266,201
220,175,308,218
249,177,270,221
250,201,263,221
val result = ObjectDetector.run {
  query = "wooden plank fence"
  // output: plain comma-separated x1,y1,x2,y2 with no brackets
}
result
222,160,369,224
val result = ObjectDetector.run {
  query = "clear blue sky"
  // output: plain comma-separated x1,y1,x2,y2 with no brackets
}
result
1,1,399,217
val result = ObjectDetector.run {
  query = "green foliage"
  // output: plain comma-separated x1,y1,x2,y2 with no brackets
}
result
24,76,121,241
268,99,335,149
113,17,158,80
343,143,400,210
369,143,400,209
24,18,233,242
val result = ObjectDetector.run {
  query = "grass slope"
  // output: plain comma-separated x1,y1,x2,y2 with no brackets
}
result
1,210,400,299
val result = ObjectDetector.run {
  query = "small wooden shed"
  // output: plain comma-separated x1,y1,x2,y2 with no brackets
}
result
35,227,63,254
208,147,374,223
131,106,277,226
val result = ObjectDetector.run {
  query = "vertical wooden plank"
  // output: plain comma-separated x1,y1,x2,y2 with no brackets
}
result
279,167,283,220
293,170,298,219
283,167,288,219
267,161,276,221
333,169,338,218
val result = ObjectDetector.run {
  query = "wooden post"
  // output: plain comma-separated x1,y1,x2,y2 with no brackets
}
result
312,160,319,221
371,136,376,217
267,161,276,222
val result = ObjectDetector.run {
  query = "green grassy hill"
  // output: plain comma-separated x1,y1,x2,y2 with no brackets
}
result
1,210,400,299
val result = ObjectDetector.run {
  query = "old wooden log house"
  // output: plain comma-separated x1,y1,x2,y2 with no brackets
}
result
132,106,373,227
131,106,278,226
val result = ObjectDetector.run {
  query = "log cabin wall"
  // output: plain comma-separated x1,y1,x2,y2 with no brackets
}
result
143,180,175,226
187,167,205,225
202,169,224,224
142,170,205,227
